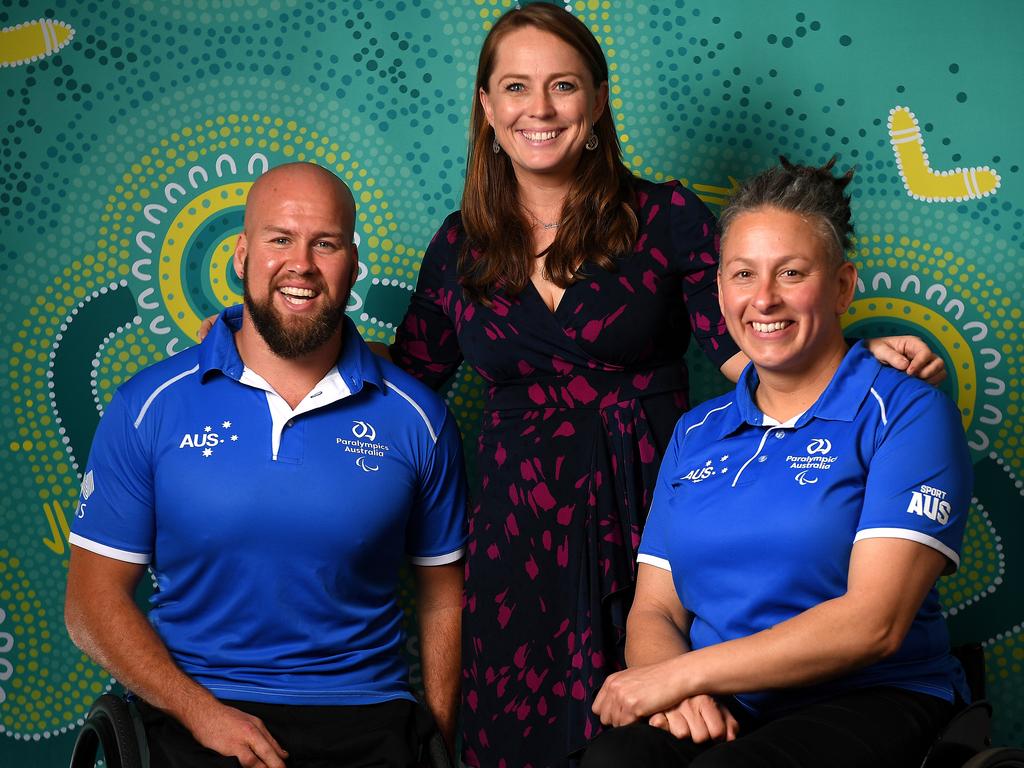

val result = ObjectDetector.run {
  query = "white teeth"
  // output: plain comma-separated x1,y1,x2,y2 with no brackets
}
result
752,321,790,333
522,130,559,141
279,287,316,298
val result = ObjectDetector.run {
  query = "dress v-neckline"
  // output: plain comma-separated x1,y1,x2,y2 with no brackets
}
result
527,277,571,317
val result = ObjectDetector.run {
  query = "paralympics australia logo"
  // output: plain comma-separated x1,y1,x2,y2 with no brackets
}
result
178,421,240,458
788,438,838,485
337,420,390,472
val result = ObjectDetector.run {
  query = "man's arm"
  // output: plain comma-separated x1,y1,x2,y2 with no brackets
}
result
65,545,289,768
413,561,463,754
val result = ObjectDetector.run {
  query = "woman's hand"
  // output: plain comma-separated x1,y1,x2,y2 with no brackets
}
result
648,695,739,743
197,313,218,341
865,335,946,385
592,658,690,727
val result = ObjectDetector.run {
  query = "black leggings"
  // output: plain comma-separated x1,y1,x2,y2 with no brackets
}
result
581,687,954,768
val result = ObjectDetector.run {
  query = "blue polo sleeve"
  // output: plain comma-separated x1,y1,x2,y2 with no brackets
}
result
855,386,972,573
637,414,684,572
406,409,468,565
68,389,155,564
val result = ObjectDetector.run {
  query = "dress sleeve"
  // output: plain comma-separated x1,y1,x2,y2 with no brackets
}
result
854,386,973,573
68,389,155,563
390,215,465,391
668,182,739,369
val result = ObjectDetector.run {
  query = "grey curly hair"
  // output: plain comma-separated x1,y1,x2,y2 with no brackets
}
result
719,156,856,269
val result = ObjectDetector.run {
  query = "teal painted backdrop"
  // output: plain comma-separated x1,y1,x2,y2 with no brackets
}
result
1,0,1021,763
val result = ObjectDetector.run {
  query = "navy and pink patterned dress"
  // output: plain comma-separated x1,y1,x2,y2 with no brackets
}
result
392,178,739,768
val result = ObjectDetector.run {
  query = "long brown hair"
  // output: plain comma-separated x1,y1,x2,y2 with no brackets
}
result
460,3,638,304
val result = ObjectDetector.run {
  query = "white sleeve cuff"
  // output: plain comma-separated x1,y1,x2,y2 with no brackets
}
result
409,547,465,566
69,533,152,564
637,553,672,572
854,527,960,572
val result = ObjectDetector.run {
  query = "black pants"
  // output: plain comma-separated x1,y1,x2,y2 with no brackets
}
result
136,698,423,768
581,687,954,768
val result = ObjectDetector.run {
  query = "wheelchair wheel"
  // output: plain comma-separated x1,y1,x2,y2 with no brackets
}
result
961,748,1024,767
68,693,143,768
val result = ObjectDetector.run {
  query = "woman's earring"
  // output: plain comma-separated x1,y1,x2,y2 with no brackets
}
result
585,130,599,151
492,136,501,154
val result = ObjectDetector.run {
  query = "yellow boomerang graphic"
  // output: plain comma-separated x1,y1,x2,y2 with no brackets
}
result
0,18,75,67
888,106,1000,203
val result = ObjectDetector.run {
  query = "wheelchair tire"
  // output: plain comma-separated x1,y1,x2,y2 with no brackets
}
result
68,693,142,768
961,748,1024,768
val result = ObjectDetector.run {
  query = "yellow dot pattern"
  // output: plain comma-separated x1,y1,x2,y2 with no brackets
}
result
94,326,166,410
0,551,100,734
843,298,976,429
157,182,250,339
938,503,1000,608
210,234,243,308
851,233,1023,475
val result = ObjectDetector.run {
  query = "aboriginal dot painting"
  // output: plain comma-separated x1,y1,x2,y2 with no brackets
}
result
1,0,1021,761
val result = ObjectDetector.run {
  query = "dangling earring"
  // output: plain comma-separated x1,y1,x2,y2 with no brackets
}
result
585,130,599,151
492,136,501,154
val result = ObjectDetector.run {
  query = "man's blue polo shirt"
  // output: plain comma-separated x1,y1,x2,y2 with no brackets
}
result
70,307,468,706
638,340,972,716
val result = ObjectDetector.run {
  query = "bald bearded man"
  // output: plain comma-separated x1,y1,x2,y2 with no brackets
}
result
65,163,467,768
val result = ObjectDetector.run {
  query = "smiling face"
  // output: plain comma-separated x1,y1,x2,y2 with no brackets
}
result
479,25,607,188
233,164,358,359
718,207,857,383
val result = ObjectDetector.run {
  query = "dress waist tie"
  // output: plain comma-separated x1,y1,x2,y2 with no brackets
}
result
484,362,690,412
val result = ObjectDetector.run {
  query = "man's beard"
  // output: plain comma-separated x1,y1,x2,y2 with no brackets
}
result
242,271,348,359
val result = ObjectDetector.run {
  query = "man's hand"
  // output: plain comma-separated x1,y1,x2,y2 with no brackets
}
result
183,698,289,768
648,695,739,743
592,659,689,727
864,335,946,385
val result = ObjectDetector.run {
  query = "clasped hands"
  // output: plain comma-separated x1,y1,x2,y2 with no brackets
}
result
592,659,739,744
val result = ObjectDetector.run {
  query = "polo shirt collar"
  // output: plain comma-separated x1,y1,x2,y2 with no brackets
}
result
720,340,880,437
198,305,386,395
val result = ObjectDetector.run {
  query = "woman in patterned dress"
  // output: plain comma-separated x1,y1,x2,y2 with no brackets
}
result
385,6,943,767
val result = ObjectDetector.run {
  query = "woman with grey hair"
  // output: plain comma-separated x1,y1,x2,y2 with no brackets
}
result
584,158,971,768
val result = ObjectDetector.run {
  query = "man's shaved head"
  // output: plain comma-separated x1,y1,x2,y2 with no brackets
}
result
244,162,356,242
234,162,359,360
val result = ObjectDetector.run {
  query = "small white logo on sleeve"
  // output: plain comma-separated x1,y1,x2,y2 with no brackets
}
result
80,470,95,501
907,484,951,525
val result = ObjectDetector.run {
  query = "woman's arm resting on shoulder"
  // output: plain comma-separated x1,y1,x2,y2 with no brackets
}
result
594,537,948,726
365,341,392,361
197,313,217,341
864,335,947,384
722,339,946,386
